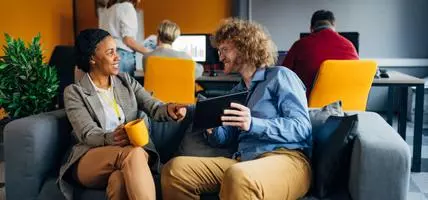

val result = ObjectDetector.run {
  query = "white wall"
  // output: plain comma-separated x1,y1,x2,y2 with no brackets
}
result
251,0,428,58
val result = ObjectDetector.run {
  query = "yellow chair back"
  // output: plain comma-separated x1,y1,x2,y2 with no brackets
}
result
144,56,195,104
309,60,377,111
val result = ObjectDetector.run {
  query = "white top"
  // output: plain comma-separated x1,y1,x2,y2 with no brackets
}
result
99,2,138,53
88,75,125,131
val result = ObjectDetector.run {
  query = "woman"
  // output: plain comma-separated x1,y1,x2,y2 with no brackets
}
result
143,20,204,79
161,18,312,200
99,0,150,76
58,28,186,200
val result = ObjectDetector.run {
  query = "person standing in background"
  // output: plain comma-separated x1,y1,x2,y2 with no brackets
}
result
283,10,358,96
99,0,151,76
144,20,204,79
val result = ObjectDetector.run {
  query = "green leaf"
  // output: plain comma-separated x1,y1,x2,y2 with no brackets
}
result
0,33,59,118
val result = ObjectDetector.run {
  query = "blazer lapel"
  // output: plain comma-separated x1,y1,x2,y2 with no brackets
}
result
79,74,106,129
112,76,132,123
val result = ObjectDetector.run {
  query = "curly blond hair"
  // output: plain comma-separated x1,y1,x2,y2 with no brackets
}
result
212,18,277,68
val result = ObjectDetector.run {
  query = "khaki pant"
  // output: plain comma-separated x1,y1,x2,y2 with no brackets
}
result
161,149,311,200
75,146,155,200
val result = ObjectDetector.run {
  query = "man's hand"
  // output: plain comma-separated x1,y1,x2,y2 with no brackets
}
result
112,124,130,146
167,103,187,121
221,103,251,131
206,128,214,135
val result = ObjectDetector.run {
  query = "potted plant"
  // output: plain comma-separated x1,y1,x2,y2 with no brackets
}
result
0,33,59,120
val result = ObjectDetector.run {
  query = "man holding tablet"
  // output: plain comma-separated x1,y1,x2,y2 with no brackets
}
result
162,18,312,200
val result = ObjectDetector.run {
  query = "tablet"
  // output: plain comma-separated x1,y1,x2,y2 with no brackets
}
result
192,91,249,131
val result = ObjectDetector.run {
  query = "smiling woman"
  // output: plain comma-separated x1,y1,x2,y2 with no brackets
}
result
58,28,188,200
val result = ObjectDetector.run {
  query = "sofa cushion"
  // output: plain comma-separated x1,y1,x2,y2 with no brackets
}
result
309,100,344,134
311,114,358,198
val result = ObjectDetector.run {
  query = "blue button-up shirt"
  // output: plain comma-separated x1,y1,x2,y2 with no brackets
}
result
206,66,312,161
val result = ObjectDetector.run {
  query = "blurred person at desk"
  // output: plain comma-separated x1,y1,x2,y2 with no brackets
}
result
161,18,312,200
283,9,358,95
59,29,186,200
143,20,204,79
98,0,151,76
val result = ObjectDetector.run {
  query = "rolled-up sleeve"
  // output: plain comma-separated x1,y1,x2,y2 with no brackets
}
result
245,69,311,144
118,3,138,38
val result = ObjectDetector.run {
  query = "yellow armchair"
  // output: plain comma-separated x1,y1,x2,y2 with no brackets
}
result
309,60,377,111
144,56,196,104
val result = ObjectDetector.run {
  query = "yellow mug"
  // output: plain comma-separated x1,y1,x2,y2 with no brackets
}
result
124,119,149,147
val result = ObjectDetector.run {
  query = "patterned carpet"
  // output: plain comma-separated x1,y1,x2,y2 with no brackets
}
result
404,125,428,200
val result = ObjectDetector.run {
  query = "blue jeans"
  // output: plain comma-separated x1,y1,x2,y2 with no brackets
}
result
117,48,136,76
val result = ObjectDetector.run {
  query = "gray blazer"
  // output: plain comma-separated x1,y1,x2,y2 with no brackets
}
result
58,73,172,200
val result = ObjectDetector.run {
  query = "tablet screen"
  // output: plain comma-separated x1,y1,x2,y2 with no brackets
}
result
192,91,249,131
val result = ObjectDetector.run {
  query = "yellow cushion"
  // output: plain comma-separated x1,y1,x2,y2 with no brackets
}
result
309,60,377,111
144,56,196,104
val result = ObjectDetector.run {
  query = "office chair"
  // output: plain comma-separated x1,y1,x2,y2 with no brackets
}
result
309,60,377,111
49,45,75,109
144,56,196,104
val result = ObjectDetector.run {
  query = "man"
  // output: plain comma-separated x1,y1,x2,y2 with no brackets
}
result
283,10,359,95
161,18,312,200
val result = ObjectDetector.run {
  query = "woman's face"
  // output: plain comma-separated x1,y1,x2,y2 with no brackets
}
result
91,36,121,76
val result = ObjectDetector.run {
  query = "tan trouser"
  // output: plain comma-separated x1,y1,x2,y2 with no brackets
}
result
75,145,155,200
161,148,311,200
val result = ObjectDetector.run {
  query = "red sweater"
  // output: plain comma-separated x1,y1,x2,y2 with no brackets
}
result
283,29,358,96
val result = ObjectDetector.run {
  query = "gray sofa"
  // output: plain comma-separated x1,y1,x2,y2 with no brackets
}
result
4,109,410,200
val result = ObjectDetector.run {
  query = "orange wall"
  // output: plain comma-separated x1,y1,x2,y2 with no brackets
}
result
143,0,231,36
0,1,74,59
75,0,98,34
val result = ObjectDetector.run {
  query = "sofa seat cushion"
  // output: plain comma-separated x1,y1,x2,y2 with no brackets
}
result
38,175,163,200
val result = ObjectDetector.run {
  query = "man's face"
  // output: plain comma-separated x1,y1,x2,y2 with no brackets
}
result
218,41,241,74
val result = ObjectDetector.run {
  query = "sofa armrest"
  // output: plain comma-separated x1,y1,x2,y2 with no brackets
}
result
348,112,410,200
4,109,72,200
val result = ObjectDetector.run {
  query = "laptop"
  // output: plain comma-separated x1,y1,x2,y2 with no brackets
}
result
192,91,249,131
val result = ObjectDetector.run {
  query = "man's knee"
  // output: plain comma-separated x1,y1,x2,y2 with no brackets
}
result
221,165,263,199
223,164,253,187
162,156,191,181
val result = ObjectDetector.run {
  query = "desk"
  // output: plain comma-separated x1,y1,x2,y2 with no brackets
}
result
197,71,425,172
372,71,425,172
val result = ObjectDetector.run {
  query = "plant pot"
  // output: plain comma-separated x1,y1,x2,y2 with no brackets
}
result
0,117,13,162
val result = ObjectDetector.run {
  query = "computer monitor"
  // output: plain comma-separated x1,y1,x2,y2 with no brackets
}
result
277,51,288,66
300,32,359,53
172,34,220,64
172,34,207,62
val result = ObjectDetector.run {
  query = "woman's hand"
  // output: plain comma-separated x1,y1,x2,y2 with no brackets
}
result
221,103,252,131
167,103,187,121
112,124,130,146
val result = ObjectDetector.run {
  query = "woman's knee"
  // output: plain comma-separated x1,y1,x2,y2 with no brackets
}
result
123,146,149,164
